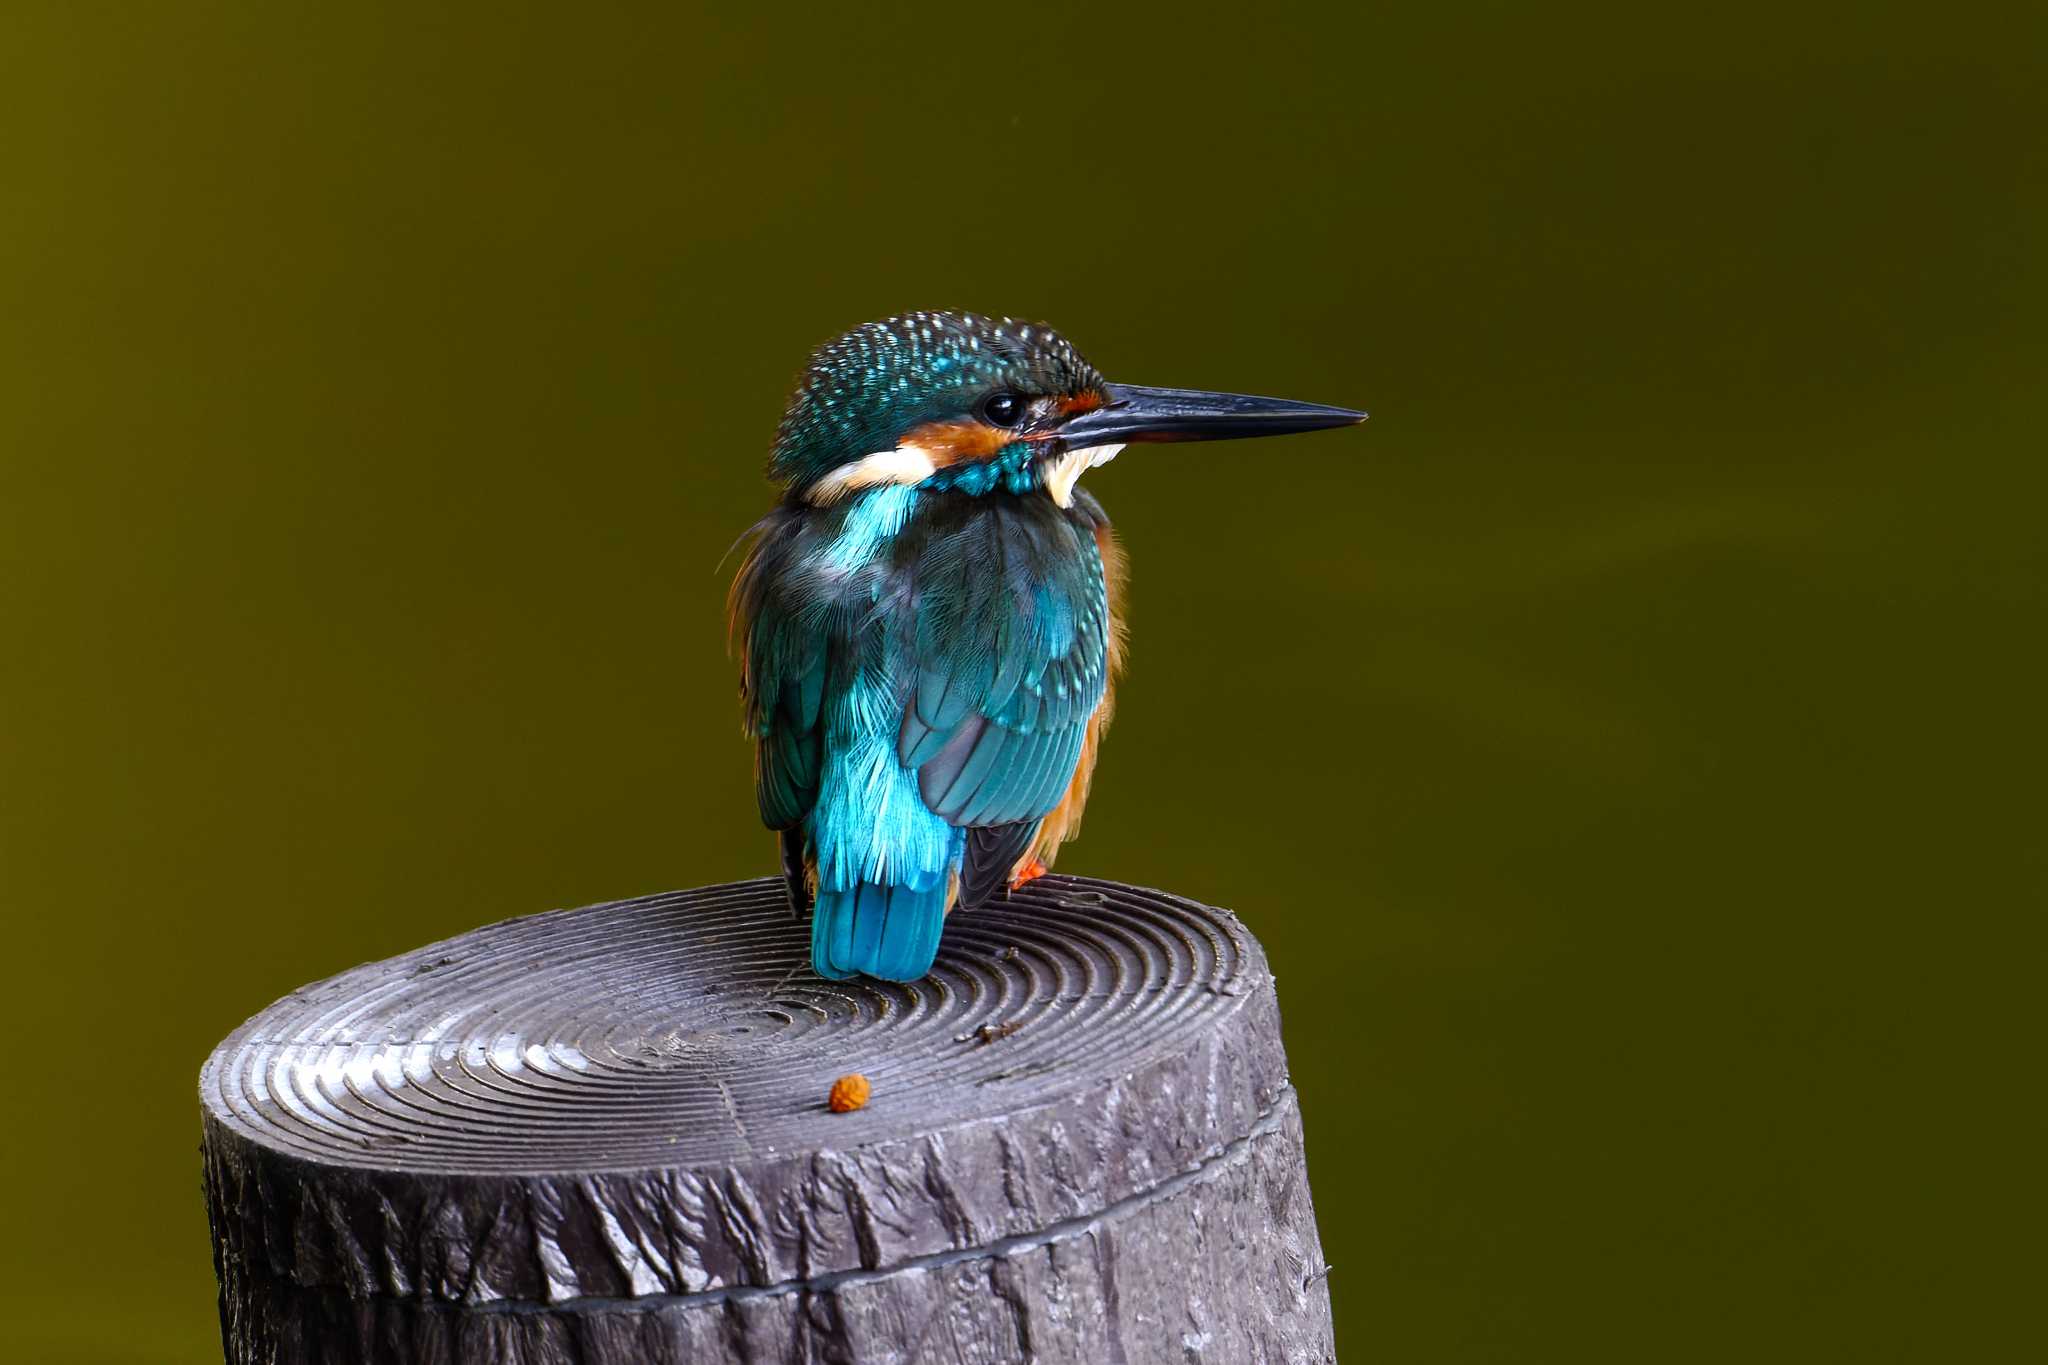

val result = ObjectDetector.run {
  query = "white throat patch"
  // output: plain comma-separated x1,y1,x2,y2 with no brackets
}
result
1043,443,1124,508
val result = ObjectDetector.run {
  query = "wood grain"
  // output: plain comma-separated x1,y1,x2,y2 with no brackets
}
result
200,875,1334,1363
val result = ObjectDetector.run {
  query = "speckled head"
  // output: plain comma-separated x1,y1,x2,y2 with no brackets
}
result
771,312,1107,497
768,310,1367,507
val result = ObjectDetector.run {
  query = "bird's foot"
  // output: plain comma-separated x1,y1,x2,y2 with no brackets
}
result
1010,859,1048,890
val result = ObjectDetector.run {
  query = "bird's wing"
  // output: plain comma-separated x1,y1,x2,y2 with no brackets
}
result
748,629,825,832
732,518,828,833
896,502,1111,833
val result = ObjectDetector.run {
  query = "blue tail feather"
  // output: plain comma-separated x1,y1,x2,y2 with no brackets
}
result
810,880,948,982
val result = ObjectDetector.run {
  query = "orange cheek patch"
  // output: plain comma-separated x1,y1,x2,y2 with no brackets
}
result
899,418,1014,468
1057,391,1107,416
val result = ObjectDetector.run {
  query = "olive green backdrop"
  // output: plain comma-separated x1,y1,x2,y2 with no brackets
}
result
3,3,2041,1361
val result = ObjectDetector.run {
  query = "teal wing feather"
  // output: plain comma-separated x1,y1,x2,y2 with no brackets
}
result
734,517,828,833
897,500,1109,832
745,603,826,831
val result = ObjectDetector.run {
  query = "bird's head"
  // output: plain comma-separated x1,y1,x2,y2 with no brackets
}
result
770,311,1363,508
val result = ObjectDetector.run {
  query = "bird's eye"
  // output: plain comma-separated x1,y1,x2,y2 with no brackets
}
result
981,392,1027,428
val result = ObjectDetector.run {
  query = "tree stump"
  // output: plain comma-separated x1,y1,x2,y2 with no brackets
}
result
199,875,1334,1364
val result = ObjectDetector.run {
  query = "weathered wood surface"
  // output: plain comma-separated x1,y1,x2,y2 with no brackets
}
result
200,875,1333,1363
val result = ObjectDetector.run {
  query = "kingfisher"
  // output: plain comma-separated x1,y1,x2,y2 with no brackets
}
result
730,311,1364,983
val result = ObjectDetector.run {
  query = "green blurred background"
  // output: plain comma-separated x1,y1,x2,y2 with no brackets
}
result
3,3,2041,1360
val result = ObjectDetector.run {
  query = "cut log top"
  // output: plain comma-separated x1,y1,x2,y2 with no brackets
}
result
199,874,1311,1325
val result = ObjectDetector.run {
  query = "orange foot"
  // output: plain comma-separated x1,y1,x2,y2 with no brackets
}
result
1010,859,1048,890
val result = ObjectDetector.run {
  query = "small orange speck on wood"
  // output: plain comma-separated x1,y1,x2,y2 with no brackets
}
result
827,1073,870,1113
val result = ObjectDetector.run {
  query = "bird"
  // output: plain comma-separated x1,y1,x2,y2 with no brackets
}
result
729,311,1364,983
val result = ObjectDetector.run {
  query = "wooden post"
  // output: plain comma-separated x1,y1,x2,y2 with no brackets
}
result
200,875,1334,1363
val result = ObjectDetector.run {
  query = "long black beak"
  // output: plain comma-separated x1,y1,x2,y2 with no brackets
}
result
1055,382,1366,447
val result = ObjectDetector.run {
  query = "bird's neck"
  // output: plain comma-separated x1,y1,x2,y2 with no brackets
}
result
917,444,1039,497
